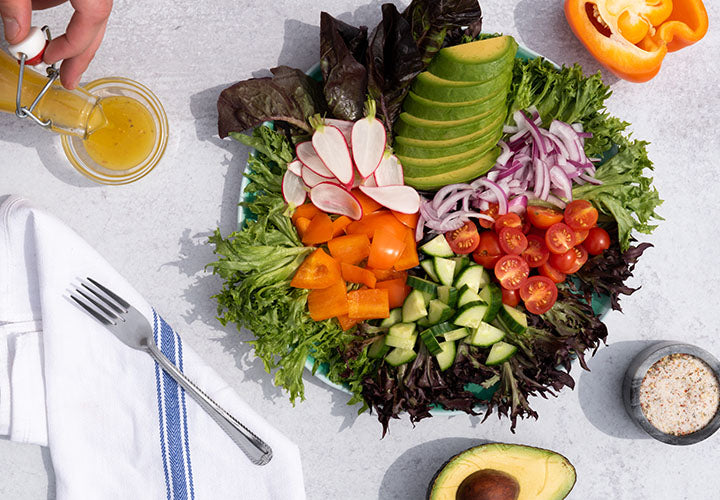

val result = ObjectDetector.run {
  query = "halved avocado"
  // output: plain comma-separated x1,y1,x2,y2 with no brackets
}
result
395,106,505,141
427,36,518,82
427,443,576,500
403,89,508,122
404,147,499,190
412,71,512,103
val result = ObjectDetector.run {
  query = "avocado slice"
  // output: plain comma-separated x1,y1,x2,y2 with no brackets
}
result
395,106,506,141
394,126,502,159
403,88,508,121
393,111,505,150
412,71,512,103
404,147,499,190
426,443,576,500
428,36,518,82
398,140,497,172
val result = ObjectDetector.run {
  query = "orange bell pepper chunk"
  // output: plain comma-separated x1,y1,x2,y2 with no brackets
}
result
294,217,312,239
394,228,420,271
352,189,383,215
346,212,407,241
336,314,360,331
292,203,322,223
654,1,709,52
331,215,352,237
341,263,377,288
327,234,371,265
375,277,411,309
302,213,334,245
371,268,407,281
290,248,341,289
347,288,390,320
367,228,406,270
392,210,420,229
308,280,348,321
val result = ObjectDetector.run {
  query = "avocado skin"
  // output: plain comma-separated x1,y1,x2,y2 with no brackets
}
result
425,443,577,500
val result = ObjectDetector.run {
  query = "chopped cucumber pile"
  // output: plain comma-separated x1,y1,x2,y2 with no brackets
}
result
370,248,526,370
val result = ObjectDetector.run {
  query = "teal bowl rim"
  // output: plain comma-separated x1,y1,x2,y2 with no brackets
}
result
237,43,611,411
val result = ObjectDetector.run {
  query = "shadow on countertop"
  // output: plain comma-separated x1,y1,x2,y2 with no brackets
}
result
379,437,486,500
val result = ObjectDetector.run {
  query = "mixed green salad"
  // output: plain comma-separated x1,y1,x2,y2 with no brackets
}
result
210,0,661,433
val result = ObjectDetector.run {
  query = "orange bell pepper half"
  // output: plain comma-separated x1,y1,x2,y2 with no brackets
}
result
327,234,371,265
307,280,348,321
341,263,377,288
347,288,390,320
565,0,707,82
290,248,341,289
302,213,334,245
367,228,406,270
375,277,411,309
394,228,420,271
292,203,322,223
331,215,352,237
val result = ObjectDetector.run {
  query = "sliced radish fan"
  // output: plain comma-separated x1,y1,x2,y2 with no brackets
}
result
282,170,307,207
310,183,363,220
359,185,420,214
296,141,333,178
373,154,404,186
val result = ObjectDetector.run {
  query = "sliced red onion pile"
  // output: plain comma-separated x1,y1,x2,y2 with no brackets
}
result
417,109,602,240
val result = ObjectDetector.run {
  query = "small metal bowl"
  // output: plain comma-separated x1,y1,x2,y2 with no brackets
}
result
623,341,720,445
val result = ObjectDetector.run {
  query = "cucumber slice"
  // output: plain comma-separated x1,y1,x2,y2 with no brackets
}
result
407,275,438,295
427,299,454,325
433,257,457,286
457,285,483,307
402,290,428,323
478,283,502,322
485,341,517,366
451,255,471,277
385,347,417,366
386,334,417,350
424,322,455,337
368,335,390,359
420,330,443,355
419,290,435,304
420,234,454,258
453,301,489,329
497,304,528,334
416,316,432,327
380,308,403,328
388,322,417,339
468,322,506,347
436,285,459,308
453,265,490,294
443,327,470,342
420,259,440,282
435,341,457,371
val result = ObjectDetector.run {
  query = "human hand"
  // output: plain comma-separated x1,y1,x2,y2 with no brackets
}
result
0,0,113,89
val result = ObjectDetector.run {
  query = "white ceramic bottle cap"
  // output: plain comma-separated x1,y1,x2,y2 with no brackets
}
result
8,26,47,65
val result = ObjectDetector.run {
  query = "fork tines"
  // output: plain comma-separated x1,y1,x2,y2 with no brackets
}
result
70,277,130,326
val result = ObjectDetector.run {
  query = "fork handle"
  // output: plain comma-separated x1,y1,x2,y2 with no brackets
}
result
145,341,273,466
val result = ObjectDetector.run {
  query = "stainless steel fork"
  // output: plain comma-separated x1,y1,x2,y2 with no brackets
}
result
70,277,272,466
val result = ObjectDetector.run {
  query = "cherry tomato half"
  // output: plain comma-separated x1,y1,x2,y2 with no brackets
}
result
545,223,576,255
519,276,558,314
498,227,528,255
527,205,564,229
501,287,520,307
494,255,530,290
478,203,499,229
583,227,611,255
567,245,588,274
564,200,599,231
472,231,503,269
522,235,550,268
445,221,480,254
539,261,566,284
573,228,589,245
494,213,522,232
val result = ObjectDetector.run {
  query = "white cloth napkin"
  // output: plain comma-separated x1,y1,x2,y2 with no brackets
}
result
0,195,306,500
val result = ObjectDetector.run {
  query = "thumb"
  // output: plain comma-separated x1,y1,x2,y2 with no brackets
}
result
0,0,32,44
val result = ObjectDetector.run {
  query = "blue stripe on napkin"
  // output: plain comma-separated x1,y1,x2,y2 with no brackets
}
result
153,310,196,500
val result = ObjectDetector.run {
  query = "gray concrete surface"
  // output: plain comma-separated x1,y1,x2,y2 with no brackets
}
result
1,1,719,498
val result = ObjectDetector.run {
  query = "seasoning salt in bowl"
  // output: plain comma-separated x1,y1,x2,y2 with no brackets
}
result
623,342,720,445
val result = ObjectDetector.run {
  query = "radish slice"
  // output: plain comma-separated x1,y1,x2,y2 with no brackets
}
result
362,174,377,187
286,159,303,177
358,185,420,214
325,118,354,145
351,168,363,188
282,170,307,207
310,183,363,220
352,101,387,178
296,141,333,178
302,166,340,188
312,125,354,185
373,154,404,186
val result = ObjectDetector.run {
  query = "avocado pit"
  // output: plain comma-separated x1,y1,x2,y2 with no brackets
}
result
456,469,519,500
